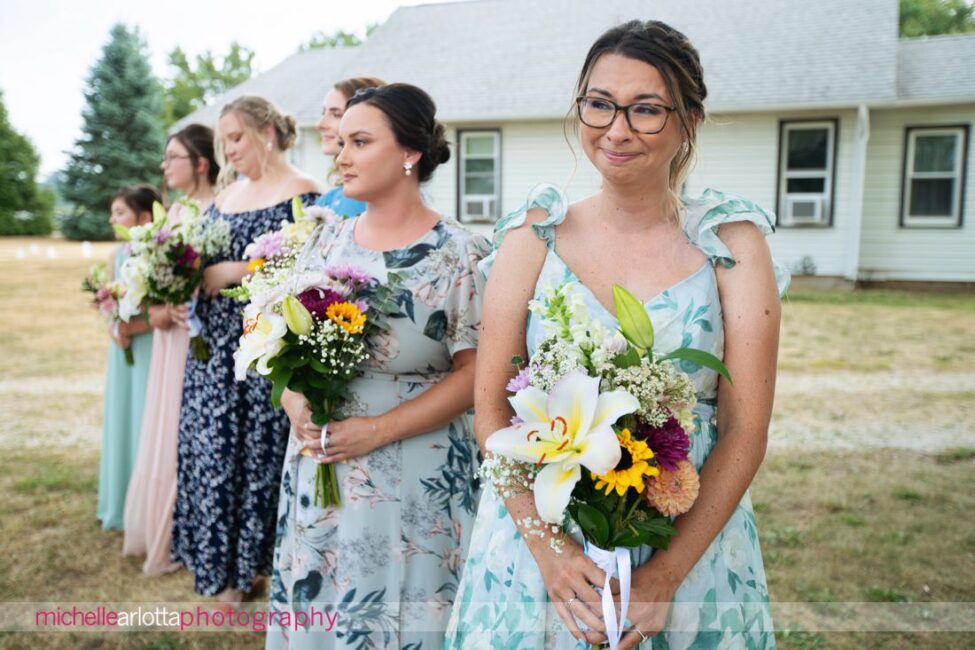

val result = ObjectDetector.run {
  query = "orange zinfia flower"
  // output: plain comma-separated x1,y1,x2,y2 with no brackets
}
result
326,301,366,335
643,459,700,517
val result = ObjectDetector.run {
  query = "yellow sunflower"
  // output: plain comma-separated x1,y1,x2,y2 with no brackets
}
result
592,428,660,497
326,301,367,334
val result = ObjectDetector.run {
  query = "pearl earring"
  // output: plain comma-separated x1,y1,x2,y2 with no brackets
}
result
404,161,414,176
267,140,273,152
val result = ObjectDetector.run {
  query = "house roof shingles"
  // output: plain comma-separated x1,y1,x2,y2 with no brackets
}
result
176,0,974,128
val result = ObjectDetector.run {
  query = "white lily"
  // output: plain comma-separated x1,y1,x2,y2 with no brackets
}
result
117,256,149,321
234,304,287,380
486,369,640,523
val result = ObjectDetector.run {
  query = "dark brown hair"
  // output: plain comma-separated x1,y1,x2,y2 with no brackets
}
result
168,123,220,192
575,20,707,214
345,83,450,183
113,184,161,217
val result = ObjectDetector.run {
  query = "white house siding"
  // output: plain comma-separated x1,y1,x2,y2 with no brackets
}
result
859,104,975,282
290,127,331,190
687,110,861,277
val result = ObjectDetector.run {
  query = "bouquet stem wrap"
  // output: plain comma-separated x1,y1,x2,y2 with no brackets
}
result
583,542,632,650
313,397,341,508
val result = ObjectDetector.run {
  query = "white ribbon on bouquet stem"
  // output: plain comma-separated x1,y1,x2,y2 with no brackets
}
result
583,542,632,650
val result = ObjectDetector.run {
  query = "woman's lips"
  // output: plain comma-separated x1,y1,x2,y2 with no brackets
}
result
601,148,640,163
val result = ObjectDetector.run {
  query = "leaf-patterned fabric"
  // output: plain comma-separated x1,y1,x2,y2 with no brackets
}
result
267,217,491,649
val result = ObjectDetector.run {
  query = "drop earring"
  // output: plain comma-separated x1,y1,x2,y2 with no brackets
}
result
267,140,273,152
404,161,414,176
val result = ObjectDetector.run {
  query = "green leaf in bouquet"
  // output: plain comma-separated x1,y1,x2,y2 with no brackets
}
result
270,367,293,409
612,284,654,353
612,347,641,369
220,286,250,301
511,355,524,366
610,527,643,548
573,502,610,547
661,347,733,384
112,224,131,241
151,201,168,224
309,358,328,374
291,196,305,221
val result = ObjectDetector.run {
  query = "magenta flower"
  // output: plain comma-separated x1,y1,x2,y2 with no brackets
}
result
297,287,344,319
176,244,199,268
635,416,691,471
506,367,531,393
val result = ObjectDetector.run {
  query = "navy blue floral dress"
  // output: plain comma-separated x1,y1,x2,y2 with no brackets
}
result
172,193,319,596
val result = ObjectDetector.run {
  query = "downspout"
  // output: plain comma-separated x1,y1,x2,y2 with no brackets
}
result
845,103,870,281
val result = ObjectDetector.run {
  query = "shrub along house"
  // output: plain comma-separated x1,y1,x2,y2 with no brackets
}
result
176,0,975,284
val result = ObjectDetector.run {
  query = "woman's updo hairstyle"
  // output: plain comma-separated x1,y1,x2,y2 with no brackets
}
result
345,83,450,183
221,95,298,151
576,20,708,215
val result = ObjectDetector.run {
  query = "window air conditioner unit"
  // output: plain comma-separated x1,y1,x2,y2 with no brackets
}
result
784,195,824,224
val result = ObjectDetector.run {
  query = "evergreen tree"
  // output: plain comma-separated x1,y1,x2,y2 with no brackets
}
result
61,24,164,240
0,90,53,236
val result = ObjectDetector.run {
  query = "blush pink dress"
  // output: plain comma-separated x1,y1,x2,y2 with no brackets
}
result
122,201,204,575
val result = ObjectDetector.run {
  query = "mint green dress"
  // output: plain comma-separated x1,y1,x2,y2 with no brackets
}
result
96,246,154,530
445,185,790,649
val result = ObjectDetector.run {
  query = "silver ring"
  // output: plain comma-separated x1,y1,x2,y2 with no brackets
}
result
321,432,330,449
565,597,576,609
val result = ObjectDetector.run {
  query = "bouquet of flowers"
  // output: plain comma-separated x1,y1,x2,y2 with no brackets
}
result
113,199,231,359
482,282,730,649
81,262,134,365
232,209,396,507
222,197,338,306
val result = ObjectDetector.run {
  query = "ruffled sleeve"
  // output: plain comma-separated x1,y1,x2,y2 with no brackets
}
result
477,183,569,279
682,188,791,296
443,229,492,356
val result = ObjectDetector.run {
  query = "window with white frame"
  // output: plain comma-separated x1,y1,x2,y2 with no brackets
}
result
777,120,837,227
458,131,501,223
901,126,968,228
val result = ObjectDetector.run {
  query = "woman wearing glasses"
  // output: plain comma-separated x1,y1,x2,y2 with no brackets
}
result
122,124,218,576
447,20,787,649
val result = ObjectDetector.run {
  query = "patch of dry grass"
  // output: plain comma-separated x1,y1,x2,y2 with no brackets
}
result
779,290,975,373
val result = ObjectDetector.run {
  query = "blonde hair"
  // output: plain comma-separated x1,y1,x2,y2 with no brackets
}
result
571,20,707,222
216,95,298,187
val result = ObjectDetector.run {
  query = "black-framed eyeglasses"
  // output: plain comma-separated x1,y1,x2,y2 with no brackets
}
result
162,154,192,164
575,95,676,134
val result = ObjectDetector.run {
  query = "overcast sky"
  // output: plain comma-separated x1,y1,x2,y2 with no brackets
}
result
0,0,438,176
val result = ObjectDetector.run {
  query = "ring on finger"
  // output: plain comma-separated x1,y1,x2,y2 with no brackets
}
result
635,628,648,641
565,596,576,610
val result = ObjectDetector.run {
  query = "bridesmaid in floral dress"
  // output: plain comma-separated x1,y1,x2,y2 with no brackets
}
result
122,123,218,575
447,21,788,649
266,84,488,649
314,76,384,217
170,96,320,601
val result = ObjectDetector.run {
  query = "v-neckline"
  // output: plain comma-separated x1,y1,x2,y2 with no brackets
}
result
547,248,710,319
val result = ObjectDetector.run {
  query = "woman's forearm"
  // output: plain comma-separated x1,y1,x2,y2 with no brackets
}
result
377,358,476,444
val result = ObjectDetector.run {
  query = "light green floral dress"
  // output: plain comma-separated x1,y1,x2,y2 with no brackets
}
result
445,185,789,649
267,217,490,649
